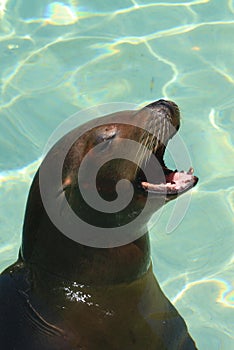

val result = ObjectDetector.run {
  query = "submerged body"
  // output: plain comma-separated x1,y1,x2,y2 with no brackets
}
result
0,100,198,349
0,260,196,349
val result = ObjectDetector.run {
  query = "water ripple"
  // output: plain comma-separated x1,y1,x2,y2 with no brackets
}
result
0,1,233,349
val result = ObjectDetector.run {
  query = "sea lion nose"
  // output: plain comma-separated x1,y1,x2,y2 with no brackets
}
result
145,99,180,132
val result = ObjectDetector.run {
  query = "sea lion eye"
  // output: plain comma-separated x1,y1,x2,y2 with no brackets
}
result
99,135,116,151
102,129,117,141
103,133,116,141
97,129,117,151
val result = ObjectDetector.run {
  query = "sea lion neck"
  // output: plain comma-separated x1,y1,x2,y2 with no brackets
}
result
22,217,151,286
22,172,151,285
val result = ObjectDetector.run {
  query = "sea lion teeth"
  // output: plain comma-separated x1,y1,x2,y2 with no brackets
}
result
141,168,197,195
187,167,194,175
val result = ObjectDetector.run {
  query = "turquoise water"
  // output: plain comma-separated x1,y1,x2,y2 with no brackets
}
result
0,0,233,348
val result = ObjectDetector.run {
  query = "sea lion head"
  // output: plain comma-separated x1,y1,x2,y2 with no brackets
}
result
21,99,198,284
57,99,196,226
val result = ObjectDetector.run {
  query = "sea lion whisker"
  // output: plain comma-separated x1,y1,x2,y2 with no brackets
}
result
134,135,146,160
135,131,150,168
134,141,147,177
165,117,171,142
145,136,156,164
139,145,148,169
161,117,167,145
153,128,160,151
142,134,152,168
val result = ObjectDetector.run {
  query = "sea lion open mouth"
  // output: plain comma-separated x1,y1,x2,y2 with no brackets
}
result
135,100,198,197
141,166,197,195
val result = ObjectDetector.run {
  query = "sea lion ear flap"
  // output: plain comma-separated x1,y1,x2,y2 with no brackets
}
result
21,170,44,262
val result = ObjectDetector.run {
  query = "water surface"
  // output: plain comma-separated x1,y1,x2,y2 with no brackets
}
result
0,1,233,349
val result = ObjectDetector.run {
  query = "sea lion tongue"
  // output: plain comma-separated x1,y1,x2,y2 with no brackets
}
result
141,167,197,195
136,100,198,198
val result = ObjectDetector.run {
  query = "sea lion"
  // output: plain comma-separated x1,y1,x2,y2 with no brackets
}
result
0,99,198,349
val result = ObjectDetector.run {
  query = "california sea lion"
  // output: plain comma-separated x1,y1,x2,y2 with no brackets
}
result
0,100,198,349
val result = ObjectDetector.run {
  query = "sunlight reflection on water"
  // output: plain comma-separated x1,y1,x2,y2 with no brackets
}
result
0,1,233,349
